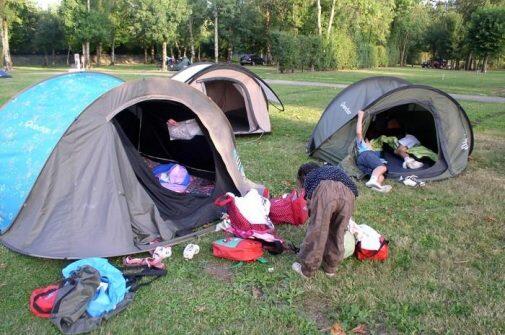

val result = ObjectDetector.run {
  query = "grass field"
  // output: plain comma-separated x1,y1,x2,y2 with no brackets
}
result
250,66,505,97
0,67,504,334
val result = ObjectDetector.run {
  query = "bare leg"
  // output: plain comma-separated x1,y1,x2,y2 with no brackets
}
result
371,165,387,186
395,145,410,159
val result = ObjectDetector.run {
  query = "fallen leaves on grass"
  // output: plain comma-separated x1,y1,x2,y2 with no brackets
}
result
485,216,497,222
252,286,264,299
351,324,366,334
330,322,346,335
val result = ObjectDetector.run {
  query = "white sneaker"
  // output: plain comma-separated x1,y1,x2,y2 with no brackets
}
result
400,175,425,187
403,158,424,169
291,262,308,279
365,179,382,189
366,182,392,193
183,243,200,260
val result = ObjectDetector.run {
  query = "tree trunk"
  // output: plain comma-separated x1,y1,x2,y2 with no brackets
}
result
52,49,55,66
465,52,472,71
326,0,336,37
43,52,48,67
66,46,71,66
85,41,90,68
170,47,174,59
175,40,181,59
198,45,201,62
82,42,86,68
144,47,148,64
188,15,195,63
481,54,489,73
96,43,102,66
110,37,115,66
1,18,13,70
214,7,218,63
150,45,155,63
162,41,167,72
316,0,322,36
227,46,232,63
265,6,272,65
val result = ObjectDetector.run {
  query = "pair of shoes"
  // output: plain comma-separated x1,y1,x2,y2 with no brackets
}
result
402,157,424,169
291,262,308,279
400,175,426,187
365,180,392,193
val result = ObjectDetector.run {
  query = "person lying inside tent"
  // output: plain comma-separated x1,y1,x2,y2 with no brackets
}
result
292,162,358,278
356,110,393,193
356,111,437,192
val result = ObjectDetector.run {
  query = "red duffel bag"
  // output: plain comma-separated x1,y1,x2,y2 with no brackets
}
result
355,236,389,261
269,190,309,226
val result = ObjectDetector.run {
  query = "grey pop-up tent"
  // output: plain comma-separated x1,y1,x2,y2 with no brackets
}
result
308,76,474,181
0,72,260,259
172,63,283,135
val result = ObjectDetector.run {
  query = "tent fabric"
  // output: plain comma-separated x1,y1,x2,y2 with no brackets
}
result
308,76,410,155
309,77,474,182
172,62,283,134
0,74,261,259
0,72,124,233
0,69,12,78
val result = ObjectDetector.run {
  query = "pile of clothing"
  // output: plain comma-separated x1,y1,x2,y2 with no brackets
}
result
146,159,215,197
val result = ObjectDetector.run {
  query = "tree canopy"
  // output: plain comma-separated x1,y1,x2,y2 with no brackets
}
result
1,0,505,71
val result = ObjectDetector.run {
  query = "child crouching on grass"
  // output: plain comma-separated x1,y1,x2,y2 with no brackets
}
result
292,162,358,278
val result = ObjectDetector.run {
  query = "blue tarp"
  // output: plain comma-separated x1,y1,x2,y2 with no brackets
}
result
0,72,124,233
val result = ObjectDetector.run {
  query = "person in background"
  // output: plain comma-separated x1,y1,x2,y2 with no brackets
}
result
292,162,358,278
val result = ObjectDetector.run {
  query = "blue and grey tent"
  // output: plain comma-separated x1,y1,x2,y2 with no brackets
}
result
0,72,260,259
0,69,12,78
308,76,474,181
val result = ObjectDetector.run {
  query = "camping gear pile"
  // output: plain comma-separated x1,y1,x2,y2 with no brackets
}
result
30,258,166,334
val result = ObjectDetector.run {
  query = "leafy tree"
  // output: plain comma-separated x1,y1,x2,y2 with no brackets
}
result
466,6,505,72
0,0,26,70
33,10,65,66
389,1,430,66
424,10,464,66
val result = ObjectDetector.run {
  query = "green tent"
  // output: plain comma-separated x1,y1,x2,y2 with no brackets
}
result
308,76,474,181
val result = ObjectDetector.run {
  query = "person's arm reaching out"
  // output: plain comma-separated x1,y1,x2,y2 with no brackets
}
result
356,110,365,142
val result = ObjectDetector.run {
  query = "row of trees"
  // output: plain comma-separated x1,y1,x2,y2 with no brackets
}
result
1,0,505,72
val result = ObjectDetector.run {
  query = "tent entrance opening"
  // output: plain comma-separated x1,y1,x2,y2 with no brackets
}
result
204,80,250,133
365,103,439,174
112,100,219,215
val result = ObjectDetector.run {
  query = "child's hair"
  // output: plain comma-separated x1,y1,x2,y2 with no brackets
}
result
297,162,320,185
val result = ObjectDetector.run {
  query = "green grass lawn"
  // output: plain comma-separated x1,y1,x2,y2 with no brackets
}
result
250,66,505,97
0,68,504,334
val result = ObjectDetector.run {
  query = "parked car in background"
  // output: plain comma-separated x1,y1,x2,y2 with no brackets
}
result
169,57,191,71
240,54,265,66
421,59,448,69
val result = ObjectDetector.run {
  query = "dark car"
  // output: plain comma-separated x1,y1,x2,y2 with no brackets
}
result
240,54,264,66
421,59,447,69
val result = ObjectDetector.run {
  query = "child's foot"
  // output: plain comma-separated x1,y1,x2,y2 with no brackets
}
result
292,262,308,279
366,180,392,193
324,271,335,277
403,157,424,169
